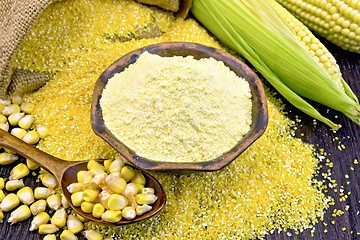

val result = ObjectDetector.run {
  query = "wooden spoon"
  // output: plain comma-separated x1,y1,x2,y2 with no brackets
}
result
0,129,166,224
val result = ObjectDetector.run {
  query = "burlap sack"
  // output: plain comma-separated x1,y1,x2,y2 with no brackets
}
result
0,0,192,100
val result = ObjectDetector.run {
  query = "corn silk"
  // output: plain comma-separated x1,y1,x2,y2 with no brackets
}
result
15,0,332,239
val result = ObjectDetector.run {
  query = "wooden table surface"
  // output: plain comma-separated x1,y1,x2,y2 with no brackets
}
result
0,38,359,240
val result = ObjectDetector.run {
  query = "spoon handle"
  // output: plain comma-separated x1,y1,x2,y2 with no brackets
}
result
0,129,70,181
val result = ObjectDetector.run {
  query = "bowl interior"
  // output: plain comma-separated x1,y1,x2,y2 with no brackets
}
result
91,42,268,171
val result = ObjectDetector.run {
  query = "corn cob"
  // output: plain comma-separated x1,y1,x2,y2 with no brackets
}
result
191,0,360,129
276,0,360,53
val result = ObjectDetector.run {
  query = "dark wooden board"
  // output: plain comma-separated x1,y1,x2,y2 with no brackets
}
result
0,38,359,240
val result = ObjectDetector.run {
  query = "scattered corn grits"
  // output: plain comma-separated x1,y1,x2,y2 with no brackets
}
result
100,52,252,162
15,0,332,239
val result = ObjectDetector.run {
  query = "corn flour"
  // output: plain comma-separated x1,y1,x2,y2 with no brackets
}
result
100,52,252,162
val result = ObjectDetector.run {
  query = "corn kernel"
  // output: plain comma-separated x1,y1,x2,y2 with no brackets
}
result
0,122,9,132
6,179,25,191
43,234,57,240
8,205,31,224
89,172,107,189
0,114,7,124
42,173,58,189
38,224,59,234
120,166,135,182
142,187,155,195
36,125,49,139
47,194,61,210
61,194,70,209
76,213,88,222
135,193,157,205
108,157,125,173
26,158,39,170
11,127,27,139
82,188,99,202
77,170,88,183
98,190,111,209
136,204,152,215
30,212,50,231
18,114,35,130
131,170,146,185
20,102,35,114
71,191,84,207
0,211,3,222
101,210,122,223
34,187,54,199
92,203,105,218
106,174,126,194
84,230,103,240
9,163,30,180
51,208,67,228
17,186,35,205
11,95,23,105
87,160,105,175
2,104,20,116
60,230,78,240
67,214,84,234
30,199,47,215
80,201,94,213
0,189,5,202
8,112,25,126
22,130,40,145
67,182,83,193
108,194,128,211
0,152,18,165
122,206,136,220
103,159,113,173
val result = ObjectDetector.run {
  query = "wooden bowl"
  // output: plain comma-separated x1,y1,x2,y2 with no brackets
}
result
91,42,268,172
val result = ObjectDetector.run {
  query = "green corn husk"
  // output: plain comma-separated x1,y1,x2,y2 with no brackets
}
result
191,0,360,130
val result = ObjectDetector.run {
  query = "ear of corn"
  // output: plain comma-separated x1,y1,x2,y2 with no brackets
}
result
191,0,360,129
276,0,360,53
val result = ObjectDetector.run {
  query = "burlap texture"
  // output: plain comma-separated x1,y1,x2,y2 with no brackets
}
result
0,0,191,99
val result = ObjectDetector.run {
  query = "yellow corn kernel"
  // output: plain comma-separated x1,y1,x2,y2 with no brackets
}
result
38,224,59,234
34,187,54,199
17,186,35,205
60,230,78,240
0,122,9,132
47,194,61,210
26,158,39,170
30,199,47,215
122,206,136,220
6,179,24,191
42,173,58,189
0,113,7,124
67,214,84,234
2,104,20,116
36,125,49,139
11,95,22,105
92,203,105,219
61,194,70,209
8,205,31,224
83,230,103,240
30,212,50,231
142,187,155,195
8,112,25,126
0,178,4,189
18,114,35,130
0,189,5,202
82,171,93,186
135,193,157,205
9,163,30,180
108,157,125,173
77,170,88,183
120,166,135,182
136,204,152,215
87,160,105,175
11,128,27,139
82,188,99,202
106,174,126,194
131,170,146,185
101,210,122,223
108,194,128,211
0,152,18,165
43,234,57,240
71,191,84,207
103,159,113,173
51,208,67,228
20,102,35,114
0,211,3,222
67,182,83,194
89,172,107,189
98,190,111,209
76,213,88,222
81,201,95,213
22,130,40,145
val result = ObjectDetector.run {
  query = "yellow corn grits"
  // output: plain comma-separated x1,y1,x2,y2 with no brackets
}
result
15,0,332,239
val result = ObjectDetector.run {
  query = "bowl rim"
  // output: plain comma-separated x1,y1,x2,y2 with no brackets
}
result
91,42,268,172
